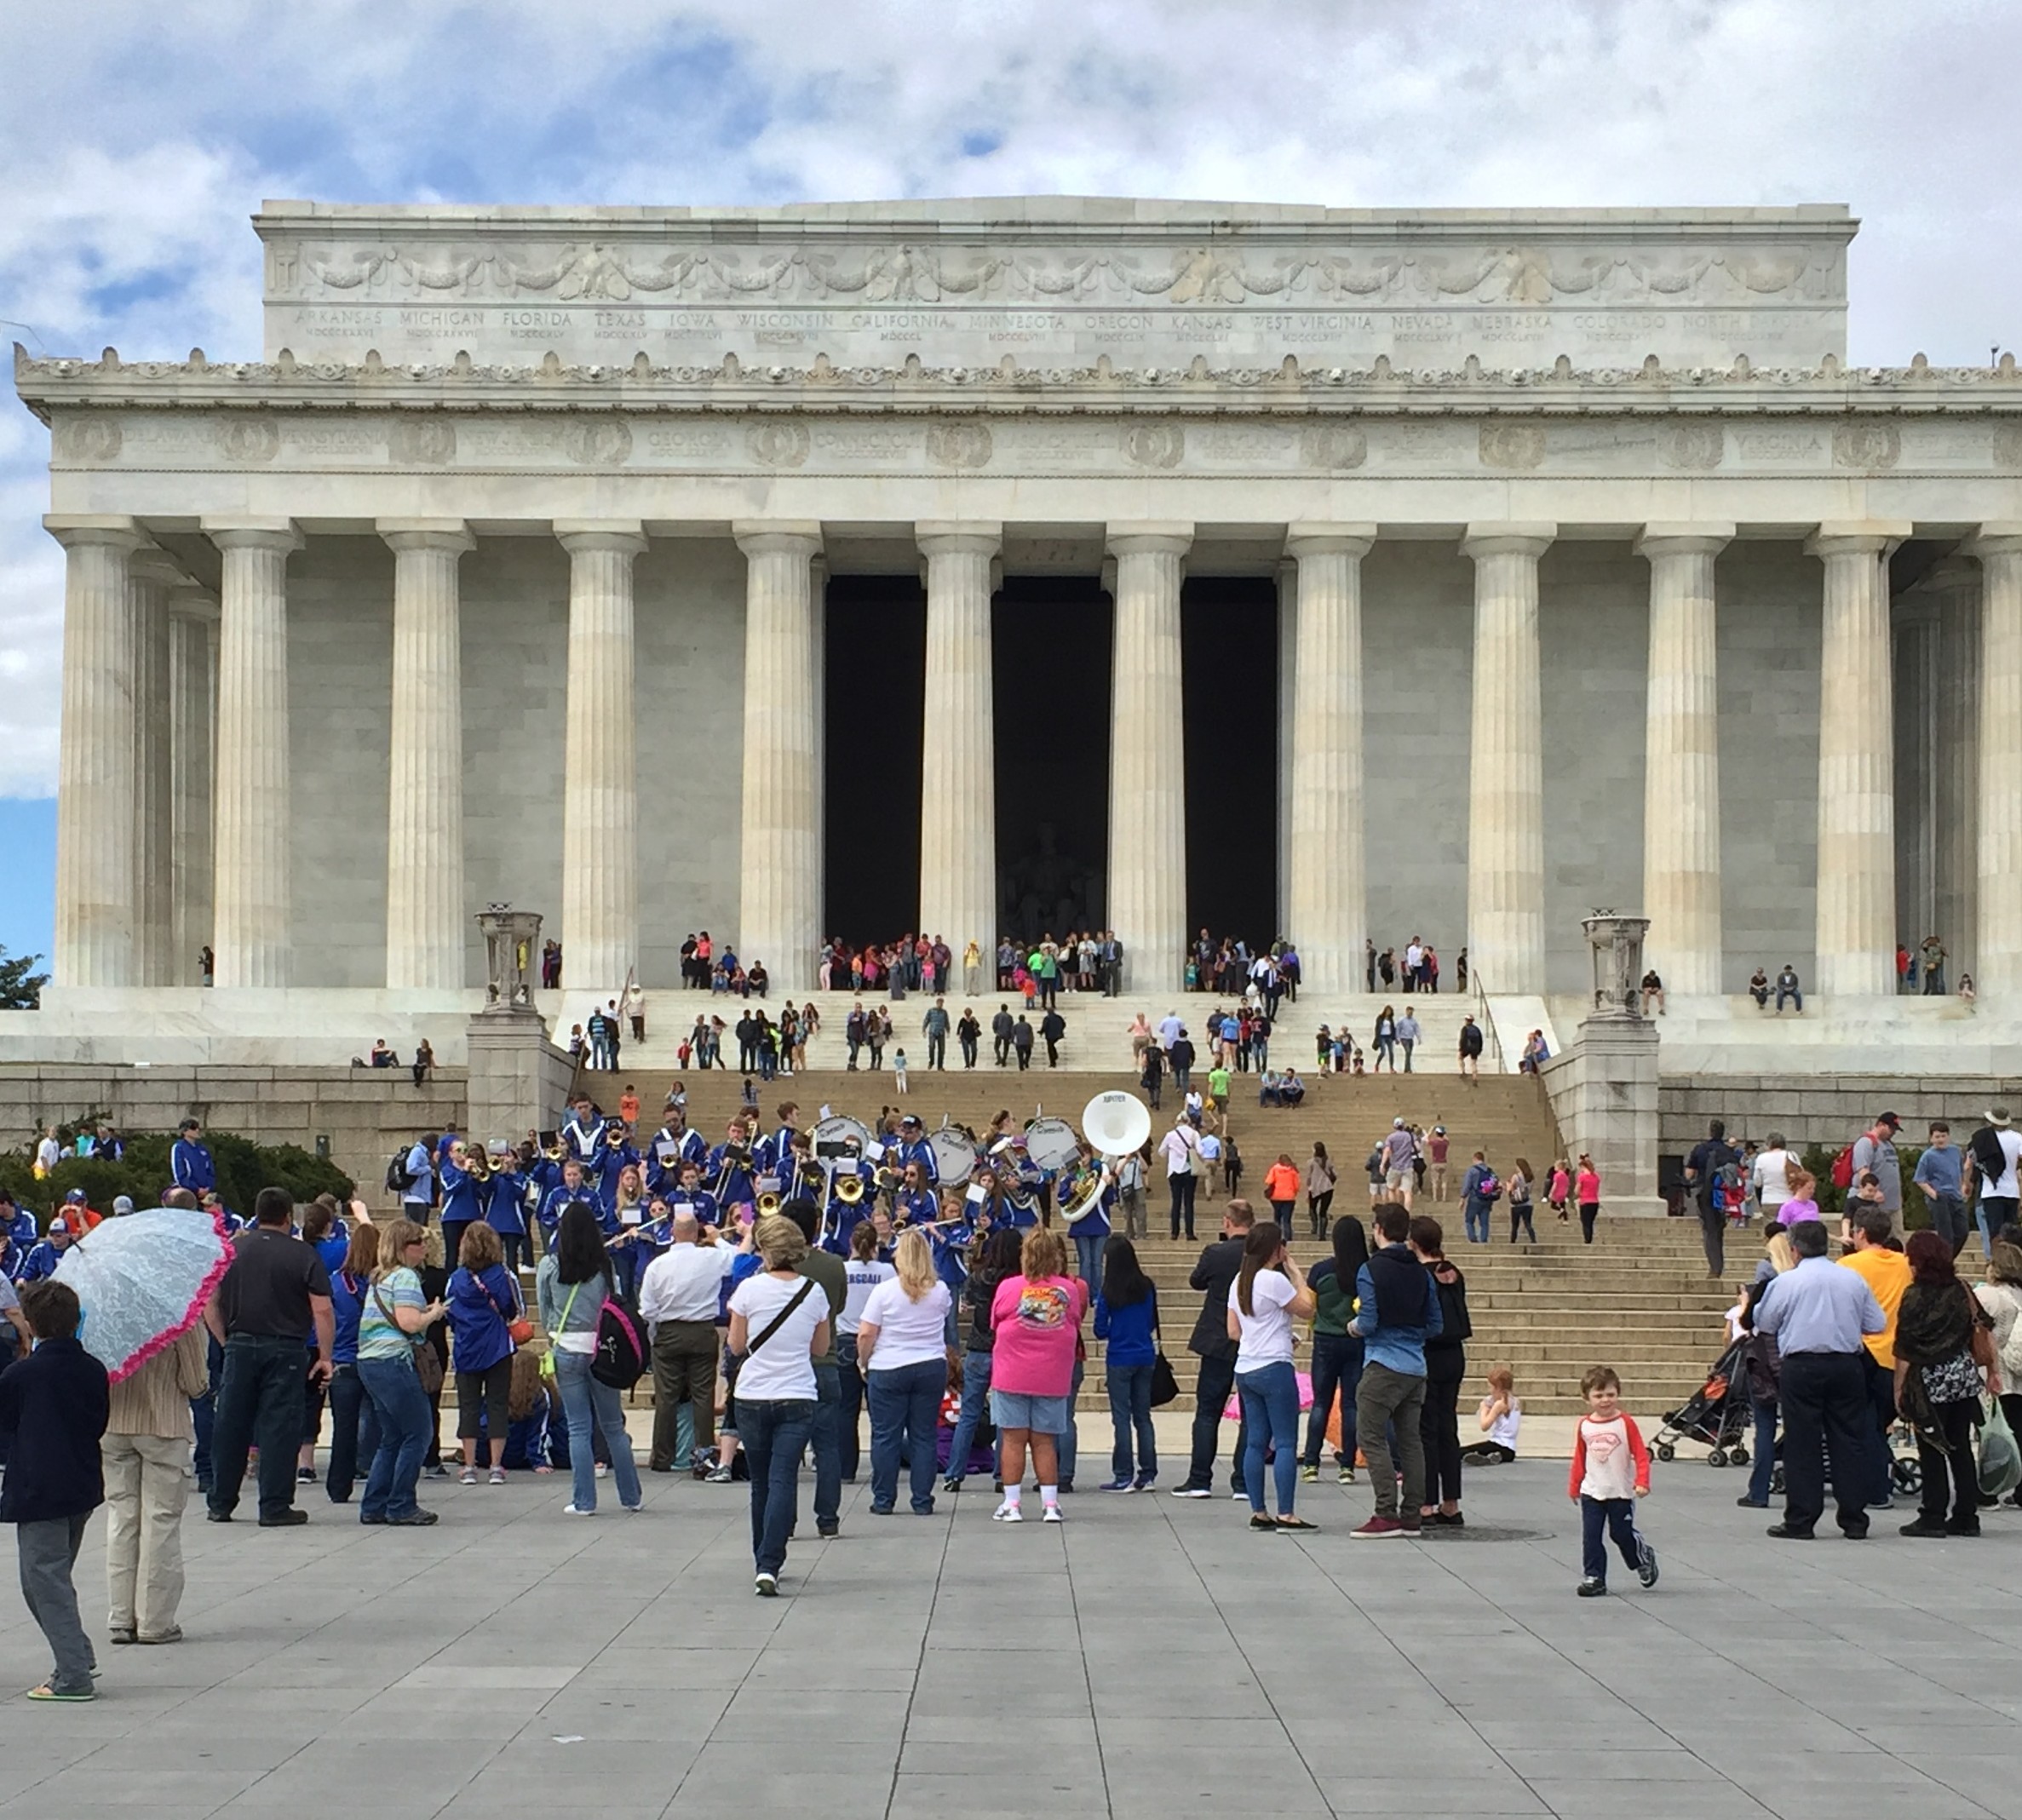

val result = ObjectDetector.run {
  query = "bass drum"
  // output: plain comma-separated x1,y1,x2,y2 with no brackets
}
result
928,1123,979,1186
1025,1116,1081,1174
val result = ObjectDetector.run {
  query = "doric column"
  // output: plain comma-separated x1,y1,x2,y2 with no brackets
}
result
167,585,218,985
1461,523,1554,997
46,515,149,986
1891,591,1939,956
916,522,1000,966
1106,524,1192,993
1284,524,1376,993
1929,560,1981,981
733,521,823,991
1635,525,1732,997
206,520,302,988
1807,522,1910,997
379,520,474,991
554,521,646,996
1969,525,2022,997
129,548,180,986
1275,559,1295,935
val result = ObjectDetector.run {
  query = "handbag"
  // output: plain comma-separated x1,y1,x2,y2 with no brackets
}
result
481,1273,536,1348
371,1281,444,1397
1979,1396,2022,1497
1148,1304,1179,1408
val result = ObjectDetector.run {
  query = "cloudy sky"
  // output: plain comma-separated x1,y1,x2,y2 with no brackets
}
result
1,0,2017,958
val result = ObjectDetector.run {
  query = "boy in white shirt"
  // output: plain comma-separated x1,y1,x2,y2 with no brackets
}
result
1568,1364,1657,1598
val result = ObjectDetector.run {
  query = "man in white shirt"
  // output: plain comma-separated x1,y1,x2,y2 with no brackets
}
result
1162,1117,1203,1241
1750,1134,1798,1220
1404,939,1424,992
639,1214,736,1472
1157,1011,1184,1052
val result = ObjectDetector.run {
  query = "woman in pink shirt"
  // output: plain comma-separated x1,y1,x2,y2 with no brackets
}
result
986,1228,1087,1524
1576,1156,1602,1246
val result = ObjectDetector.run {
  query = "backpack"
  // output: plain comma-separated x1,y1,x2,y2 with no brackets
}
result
385,1149,415,1194
590,1288,648,1390
1476,1172,1502,1203
1830,1145,1855,1192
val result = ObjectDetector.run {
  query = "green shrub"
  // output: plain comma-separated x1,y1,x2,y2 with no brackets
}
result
3,1128,349,1234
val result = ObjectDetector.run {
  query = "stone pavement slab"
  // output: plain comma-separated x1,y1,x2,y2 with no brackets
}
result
0,1453,2015,1819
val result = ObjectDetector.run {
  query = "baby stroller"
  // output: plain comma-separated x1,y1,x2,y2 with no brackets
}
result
1652,1337,1754,1467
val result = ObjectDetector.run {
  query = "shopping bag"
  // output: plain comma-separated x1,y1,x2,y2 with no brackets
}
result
1979,1396,2022,1498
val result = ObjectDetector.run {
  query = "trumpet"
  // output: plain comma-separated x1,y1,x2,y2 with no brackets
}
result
604,1123,630,1150
467,1149,493,1183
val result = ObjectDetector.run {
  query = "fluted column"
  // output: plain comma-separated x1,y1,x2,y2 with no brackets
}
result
1970,525,2022,997
1462,524,1554,997
733,521,823,990
555,521,646,996
206,520,302,988
916,522,1000,964
167,586,218,985
1929,560,1981,982
1891,593,1939,955
1285,524,1376,993
1106,524,1192,992
1807,522,1909,997
46,515,149,985
379,520,474,991
1636,525,1732,996
129,548,179,986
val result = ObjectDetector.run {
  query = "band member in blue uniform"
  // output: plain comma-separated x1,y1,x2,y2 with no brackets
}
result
561,1096,606,1163
891,1114,939,1188
1058,1143,1117,1295
756,1101,802,1178
709,1117,758,1213
894,1162,939,1232
592,1123,640,1220
484,1145,531,1273
646,1111,706,1196
171,1117,216,1194
537,1160,592,1247
662,1161,721,1230
439,1140,485,1275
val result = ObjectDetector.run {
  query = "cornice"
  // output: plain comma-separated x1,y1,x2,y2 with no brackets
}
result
14,344,2022,425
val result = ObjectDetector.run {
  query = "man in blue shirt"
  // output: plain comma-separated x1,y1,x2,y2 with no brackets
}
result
1912,1122,1968,1257
170,1119,215,1195
1750,1220,1886,1540
1348,1202,1443,1538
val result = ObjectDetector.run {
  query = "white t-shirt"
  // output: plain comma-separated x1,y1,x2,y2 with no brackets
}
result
1232,1268,1296,1371
1157,1016,1183,1048
1482,1397,1522,1449
1987,1129,2022,1202
859,1278,953,1370
1751,1149,1797,1209
838,1259,896,1335
1162,1125,1200,1178
727,1272,826,1401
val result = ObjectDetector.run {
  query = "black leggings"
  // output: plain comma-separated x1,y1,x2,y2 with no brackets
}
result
1579,1202,1600,1243
1420,1375,1463,1507
1915,1398,1983,1528
1508,1200,1536,1242
456,1359,514,1463
1307,1190,1334,1237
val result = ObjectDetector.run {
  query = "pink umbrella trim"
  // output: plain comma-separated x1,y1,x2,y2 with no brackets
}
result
96,1207,234,1385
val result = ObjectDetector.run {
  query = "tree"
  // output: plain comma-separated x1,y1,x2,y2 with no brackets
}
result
0,946,48,1010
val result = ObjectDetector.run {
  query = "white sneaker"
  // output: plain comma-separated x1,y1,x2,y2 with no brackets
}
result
1042,1503,1064,1523
594,1463,609,1478
755,1572,778,1597
991,1502,1023,1523
562,1504,594,1516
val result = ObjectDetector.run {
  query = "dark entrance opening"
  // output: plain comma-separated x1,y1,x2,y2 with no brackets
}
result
822,575,924,946
1180,576,1278,946
993,575,1112,946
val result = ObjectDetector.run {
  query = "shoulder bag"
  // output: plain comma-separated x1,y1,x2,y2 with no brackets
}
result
480,1272,537,1348
371,1280,445,1396
738,1277,818,1361
1148,1291,1180,1408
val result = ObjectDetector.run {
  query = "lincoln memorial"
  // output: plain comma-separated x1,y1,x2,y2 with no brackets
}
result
10,198,2019,1075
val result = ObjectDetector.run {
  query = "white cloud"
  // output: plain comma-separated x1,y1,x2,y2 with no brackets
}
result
3,0,2019,795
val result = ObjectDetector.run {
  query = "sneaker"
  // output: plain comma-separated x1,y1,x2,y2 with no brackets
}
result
595,1463,609,1478
137,1625,182,1645
423,1462,450,1480
459,1467,479,1486
1230,1487,1247,1499
388,1509,439,1526
754,1572,778,1597
1171,1485,1212,1498
1637,1536,1659,1587
1736,1495,1769,1507
257,1509,309,1528
991,1502,1023,1523
1945,1517,1982,1537
1577,1577,1607,1598
1132,1472,1157,1492
1041,1504,1064,1523
563,1503,594,1515
1338,1465,1356,1485
296,1467,315,1484
1351,1515,1405,1539
1098,1477,1135,1493
108,1628,137,1646
704,1465,733,1484
1300,1464,1318,1484
943,1476,963,1493
489,1468,506,1486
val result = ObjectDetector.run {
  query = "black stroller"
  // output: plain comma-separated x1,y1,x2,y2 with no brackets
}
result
1652,1337,1754,1467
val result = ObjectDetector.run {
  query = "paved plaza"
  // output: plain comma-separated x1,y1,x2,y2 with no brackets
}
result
3,1442,2017,1820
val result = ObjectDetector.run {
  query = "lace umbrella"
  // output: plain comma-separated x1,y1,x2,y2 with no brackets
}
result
53,1207,232,1383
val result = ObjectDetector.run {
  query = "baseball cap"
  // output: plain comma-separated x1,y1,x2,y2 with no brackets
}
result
63,1188,87,1204
1393,1117,1406,1129
1876,1111,1901,1131
111,1195,135,1216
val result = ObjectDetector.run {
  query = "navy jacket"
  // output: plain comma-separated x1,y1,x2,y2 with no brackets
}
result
0,1337,109,1523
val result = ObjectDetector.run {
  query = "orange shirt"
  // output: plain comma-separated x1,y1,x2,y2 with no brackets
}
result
1839,1245,1911,1367
1264,1163,1301,1203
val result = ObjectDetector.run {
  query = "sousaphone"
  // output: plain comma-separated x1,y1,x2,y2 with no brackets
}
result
1060,1091,1152,1225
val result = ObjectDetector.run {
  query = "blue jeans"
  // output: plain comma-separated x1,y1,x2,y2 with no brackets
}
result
811,1361,841,1528
357,1357,431,1521
210,1333,310,1521
1073,1230,1106,1297
1301,1332,1363,1466
946,1347,997,1483
1060,1357,1085,1484
1106,1362,1156,1480
1747,1395,1778,1504
1581,1495,1648,1583
741,1398,814,1576
868,1358,944,1513
325,1362,381,1501
1238,1360,1301,1514
1463,1201,1491,1244
553,1351,641,1512
836,1333,865,1479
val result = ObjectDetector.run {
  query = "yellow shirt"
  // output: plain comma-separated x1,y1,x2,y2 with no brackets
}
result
1839,1246,1911,1367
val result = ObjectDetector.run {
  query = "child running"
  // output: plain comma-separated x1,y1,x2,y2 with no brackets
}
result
1568,1364,1657,1598
1462,1364,1521,1464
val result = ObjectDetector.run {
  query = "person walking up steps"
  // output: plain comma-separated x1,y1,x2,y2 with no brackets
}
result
1349,1203,1442,1538
1569,1365,1657,1598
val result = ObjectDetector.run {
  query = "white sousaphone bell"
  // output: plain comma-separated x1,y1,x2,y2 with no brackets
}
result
1060,1091,1153,1225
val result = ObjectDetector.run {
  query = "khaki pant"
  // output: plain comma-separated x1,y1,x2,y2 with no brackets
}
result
102,1432,189,1639
651,1323,722,1468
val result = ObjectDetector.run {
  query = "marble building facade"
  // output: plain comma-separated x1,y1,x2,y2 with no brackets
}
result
10,199,2021,1068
